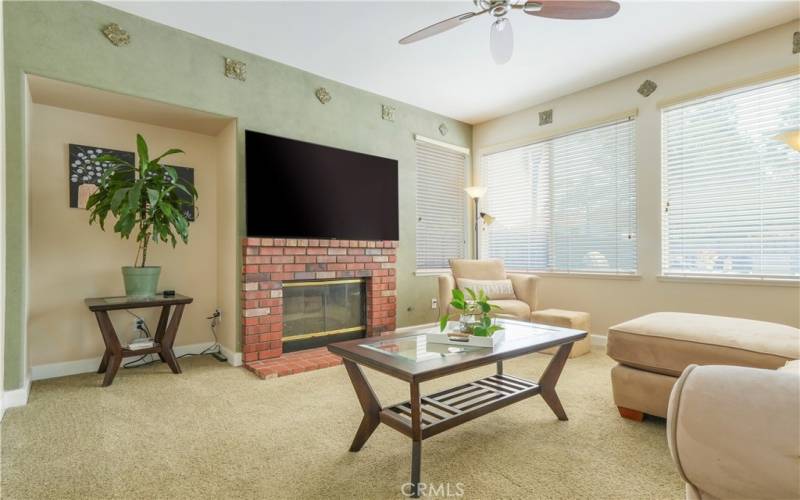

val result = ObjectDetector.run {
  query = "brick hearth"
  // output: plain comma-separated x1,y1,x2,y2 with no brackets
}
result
241,237,398,377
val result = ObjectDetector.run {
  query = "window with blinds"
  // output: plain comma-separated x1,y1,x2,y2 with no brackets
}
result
481,117,637,274
662,75,800,279
415,137,467,270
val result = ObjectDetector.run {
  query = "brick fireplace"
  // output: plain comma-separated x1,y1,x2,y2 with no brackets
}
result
241,237,397,378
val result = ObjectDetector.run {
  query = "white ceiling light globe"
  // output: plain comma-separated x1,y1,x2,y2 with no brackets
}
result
490,17,513,65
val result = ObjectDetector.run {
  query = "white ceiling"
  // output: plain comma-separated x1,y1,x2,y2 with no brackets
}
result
104,1,799,124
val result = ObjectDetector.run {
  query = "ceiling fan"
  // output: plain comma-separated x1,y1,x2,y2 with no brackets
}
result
399,0,621,65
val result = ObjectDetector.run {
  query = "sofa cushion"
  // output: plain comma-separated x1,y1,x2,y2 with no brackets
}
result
456,278,516,300
607,312,800,377
450,259,506,281
488,299,531,321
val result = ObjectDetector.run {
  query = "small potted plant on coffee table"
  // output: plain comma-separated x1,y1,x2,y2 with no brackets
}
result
434,288,504,346
86,134,198,297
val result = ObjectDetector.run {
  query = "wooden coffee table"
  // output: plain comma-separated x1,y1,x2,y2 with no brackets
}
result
328,319,587,497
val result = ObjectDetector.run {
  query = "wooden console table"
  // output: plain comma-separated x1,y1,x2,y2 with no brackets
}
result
328,319,586,497
85,293,193,386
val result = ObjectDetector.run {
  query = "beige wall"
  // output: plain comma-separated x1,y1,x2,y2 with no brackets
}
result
28,103,233,366
216,120,238,355
473,20,800,335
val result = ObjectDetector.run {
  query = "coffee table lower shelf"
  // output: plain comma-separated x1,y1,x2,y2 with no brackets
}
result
382,374,541,440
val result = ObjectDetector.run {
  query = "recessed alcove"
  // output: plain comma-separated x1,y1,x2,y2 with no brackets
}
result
25,75,241,374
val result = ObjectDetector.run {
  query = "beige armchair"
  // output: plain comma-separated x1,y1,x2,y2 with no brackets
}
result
667,362,800,500
437,259,539,321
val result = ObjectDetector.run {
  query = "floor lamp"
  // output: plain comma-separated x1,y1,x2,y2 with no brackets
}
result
465,186,487,259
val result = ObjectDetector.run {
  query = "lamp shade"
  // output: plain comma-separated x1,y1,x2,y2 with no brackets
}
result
775,129,800,151
464,186,488,199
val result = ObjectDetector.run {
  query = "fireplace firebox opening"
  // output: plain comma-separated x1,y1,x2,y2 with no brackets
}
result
282,278,366,352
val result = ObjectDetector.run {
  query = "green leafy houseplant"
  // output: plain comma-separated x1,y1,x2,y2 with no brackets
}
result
86,134,198,296
439,288,504,337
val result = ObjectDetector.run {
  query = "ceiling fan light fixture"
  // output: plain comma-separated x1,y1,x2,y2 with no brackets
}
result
490,17,513,65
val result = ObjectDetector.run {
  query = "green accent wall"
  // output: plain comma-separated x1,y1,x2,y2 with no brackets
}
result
3,1,471,390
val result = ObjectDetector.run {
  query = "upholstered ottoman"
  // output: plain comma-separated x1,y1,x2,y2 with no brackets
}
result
531,309,591,358
607,312,800,420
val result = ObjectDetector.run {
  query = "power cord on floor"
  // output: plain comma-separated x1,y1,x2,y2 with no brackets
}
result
123,309,226,369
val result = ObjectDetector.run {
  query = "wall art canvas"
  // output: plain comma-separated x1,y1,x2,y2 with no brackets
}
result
69,144,134,209
166,165,196,221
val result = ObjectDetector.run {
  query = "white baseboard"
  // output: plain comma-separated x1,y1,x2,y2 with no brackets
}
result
3,375,31,412
591,334,607,348
220,344,242,366
31,342,241,382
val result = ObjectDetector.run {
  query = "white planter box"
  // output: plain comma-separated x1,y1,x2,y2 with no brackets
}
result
426,329,505,348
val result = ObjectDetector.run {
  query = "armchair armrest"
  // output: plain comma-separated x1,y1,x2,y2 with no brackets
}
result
507,273,540,312
437,274,456,317
667,364,800,500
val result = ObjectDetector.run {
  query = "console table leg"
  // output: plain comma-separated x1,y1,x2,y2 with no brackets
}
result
161,305,185,374
94,311,122,387
538,342,573,421
343,359,382,452
98,350,111,374
496,360,503,375
102,355,122,387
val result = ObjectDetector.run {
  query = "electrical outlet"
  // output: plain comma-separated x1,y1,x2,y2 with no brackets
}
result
431,298,438,310
134,318,145,333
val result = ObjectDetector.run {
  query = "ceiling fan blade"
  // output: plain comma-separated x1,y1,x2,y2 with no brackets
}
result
399,10,487,45
524,1,620,20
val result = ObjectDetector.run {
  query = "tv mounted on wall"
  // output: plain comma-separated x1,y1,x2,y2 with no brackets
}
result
245,130,399,241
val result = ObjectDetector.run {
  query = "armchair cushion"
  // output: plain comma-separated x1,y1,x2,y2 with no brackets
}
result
450,258,506,281
488,300,531,321
456,278,516,300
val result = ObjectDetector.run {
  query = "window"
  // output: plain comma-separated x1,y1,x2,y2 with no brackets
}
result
481,118,637,274
662,76,800,279
415,137,468,270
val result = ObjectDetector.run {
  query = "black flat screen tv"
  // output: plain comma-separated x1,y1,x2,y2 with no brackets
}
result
245,130,399,241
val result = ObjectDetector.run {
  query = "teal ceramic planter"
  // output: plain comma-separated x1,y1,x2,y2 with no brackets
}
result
121,266,161,297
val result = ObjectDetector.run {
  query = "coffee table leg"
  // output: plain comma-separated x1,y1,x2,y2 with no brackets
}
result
343,360,382,452
496,360,503,375
410,381,422,498
538,342,573,421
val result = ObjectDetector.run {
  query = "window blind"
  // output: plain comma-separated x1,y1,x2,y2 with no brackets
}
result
481,118,637,274
415,138,467,270
662,75,800,279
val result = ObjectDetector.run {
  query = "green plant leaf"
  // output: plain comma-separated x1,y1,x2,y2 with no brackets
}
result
480,301,491,314
136,134,149,167
151,148,184,164
439,315,449,332
451,288,464,302
450,299,466,310
464,287,477,301
110,187,129,212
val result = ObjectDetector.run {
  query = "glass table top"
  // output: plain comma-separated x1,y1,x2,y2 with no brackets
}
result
360,334,487,362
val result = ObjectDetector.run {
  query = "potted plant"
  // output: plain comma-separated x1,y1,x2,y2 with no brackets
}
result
439,288,504,338
87,134,198,297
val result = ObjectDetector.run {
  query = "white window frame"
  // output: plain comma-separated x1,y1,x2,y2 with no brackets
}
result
659,74,800,283
414,135,469,274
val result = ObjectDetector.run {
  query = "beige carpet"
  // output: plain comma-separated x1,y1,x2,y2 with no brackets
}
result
1,349,683,499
